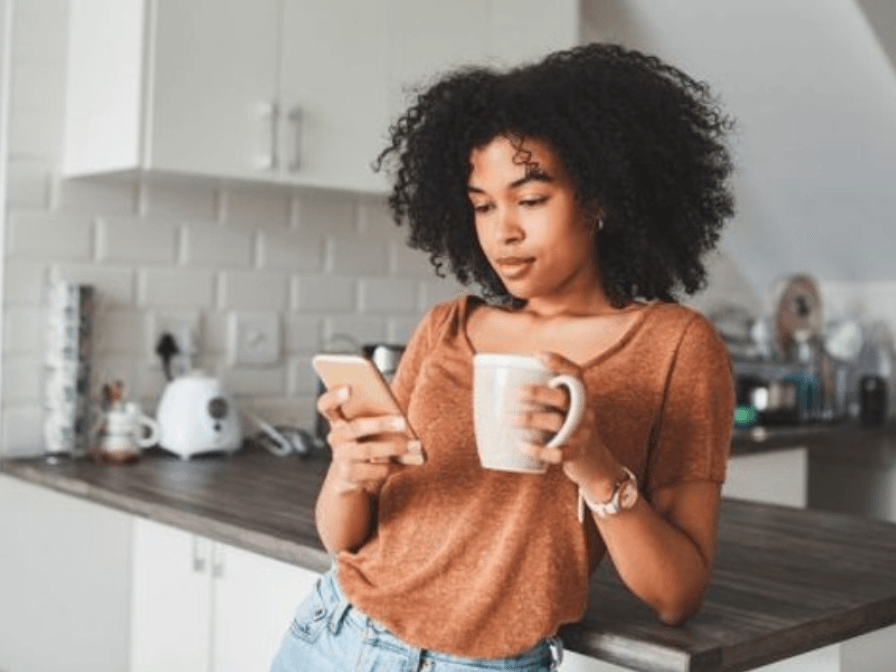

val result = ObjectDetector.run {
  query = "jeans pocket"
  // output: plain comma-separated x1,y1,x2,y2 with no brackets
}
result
288,578,330,644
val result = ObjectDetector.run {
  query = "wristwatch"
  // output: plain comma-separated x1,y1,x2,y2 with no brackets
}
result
578,467,639,521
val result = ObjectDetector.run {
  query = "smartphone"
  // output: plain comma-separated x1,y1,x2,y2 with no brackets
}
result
312,353,417,439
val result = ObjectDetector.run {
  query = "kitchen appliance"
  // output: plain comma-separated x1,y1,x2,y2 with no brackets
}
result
859,375,888,426
155,371,243,459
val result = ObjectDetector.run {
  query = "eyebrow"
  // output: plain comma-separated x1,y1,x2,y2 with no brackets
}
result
467,167,554,194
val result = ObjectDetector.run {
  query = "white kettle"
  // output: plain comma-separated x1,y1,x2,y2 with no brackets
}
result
155,371,243,459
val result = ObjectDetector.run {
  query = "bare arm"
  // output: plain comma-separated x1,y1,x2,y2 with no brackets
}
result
314,386,424,555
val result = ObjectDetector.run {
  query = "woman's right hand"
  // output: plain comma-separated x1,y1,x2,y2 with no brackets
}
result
317,386,424,497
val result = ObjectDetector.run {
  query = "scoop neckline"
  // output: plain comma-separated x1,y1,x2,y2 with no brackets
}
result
459,294,660,369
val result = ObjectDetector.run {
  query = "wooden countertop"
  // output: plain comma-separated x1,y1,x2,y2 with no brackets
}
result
3,446,896,672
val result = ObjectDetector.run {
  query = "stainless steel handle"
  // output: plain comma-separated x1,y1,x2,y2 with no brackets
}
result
255,100,280,171
288,105,303,172
211,543,225,579
192,535,208,573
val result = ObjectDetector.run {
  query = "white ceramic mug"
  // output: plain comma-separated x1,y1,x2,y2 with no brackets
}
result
473,354,586,473
100,402,160,455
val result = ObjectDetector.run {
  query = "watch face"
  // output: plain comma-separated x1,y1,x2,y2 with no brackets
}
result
619,482,638,510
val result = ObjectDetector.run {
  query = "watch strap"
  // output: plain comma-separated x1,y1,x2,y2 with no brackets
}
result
578,466,638,522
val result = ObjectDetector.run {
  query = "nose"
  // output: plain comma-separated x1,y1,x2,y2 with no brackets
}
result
490,205,523,245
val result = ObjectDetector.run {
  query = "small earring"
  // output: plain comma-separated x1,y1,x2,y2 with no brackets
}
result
597,217,605,232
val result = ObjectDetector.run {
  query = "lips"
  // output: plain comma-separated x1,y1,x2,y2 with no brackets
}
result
494,256,535,279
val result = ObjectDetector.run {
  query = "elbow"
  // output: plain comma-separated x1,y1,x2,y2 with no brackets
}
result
653,583,708,626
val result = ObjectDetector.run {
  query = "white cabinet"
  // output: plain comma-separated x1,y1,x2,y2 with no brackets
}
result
130,517,319,672
723,447,808,508
63,0,580,194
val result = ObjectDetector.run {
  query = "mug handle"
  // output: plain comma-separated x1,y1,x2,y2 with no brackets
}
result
137,415,161,448
545,375,586,448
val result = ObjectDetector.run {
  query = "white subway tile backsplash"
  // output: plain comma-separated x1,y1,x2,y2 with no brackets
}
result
219,270,289,310
357,198,397,239
391,242,436,278
297,192,358,236
388,317,424,345
139,268,215,308
2,356,44,403
56,178,137,216
225,187,291,229
3,306,45,355
3,259,49,305
258,231,324,272
183,223,253,267
93,308,146,355
285,315,323,354
202,311,229,356
6,159,51,209
143,180,217,222
324,316,387,346
50,263,136,306
330,237,389,275
2,405,45,457
8,211,94,259
293,275,356,313
98,217,177,264
221,366,288,397
288,357,319,396
419,279,466,310
359,277,418,315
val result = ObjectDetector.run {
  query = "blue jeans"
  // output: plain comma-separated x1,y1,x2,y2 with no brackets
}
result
270,566,564,672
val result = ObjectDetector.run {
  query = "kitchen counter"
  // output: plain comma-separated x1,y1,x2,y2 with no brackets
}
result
3,445,896,672
731,420,895,454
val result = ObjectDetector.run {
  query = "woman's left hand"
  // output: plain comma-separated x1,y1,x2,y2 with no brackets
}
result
513,351,616,487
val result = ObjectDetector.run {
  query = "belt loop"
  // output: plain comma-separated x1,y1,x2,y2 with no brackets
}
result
548,636,564,671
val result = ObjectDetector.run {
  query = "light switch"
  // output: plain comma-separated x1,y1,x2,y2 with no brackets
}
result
228,311,281,366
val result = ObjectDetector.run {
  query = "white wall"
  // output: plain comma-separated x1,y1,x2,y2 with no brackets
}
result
583,0,896,324
1,0,463,457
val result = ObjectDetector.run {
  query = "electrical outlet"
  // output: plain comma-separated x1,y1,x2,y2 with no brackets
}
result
228,311,281,366
149,312,201,376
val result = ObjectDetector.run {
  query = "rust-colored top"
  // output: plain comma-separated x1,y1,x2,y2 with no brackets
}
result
337,294,735,658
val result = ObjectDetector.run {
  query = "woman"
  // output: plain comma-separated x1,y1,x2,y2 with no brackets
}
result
272,42,736,672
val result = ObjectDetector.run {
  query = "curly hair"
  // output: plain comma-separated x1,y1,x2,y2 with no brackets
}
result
375,42,736,307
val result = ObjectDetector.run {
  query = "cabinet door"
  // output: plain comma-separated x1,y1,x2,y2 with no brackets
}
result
279,0,390,193
386,0,490,117
149,0,281,178
212,544,322,672
130,518,213,672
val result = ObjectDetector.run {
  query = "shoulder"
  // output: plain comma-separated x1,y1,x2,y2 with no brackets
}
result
417,292,483,338
646,302,724,345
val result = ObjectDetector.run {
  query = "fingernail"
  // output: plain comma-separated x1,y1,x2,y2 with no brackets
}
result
337,387,350,401
391,416,406,431
407,439,422,453
400,452,425,466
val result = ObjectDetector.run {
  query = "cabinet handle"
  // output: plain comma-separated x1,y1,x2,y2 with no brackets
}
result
255,101,280,171
192,536,208,573
288,105,303,172
211,543,225,579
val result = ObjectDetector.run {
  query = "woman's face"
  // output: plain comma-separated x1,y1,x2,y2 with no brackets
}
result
467,135,602,305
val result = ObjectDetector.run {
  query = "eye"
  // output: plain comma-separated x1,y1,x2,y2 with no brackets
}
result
520,196,548,208
472,202,494,214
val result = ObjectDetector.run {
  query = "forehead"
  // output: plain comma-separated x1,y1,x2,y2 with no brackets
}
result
468,135,564,184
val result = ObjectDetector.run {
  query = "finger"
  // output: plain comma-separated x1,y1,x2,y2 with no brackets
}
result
317,386,350,421
536,351,580,376
518,440,564,465
513,408,565,435
516,384,569,412
349,438,422,463
346,415,409,441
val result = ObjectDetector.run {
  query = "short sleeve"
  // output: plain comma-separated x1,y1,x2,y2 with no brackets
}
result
645,313,735,496
390,299,454,413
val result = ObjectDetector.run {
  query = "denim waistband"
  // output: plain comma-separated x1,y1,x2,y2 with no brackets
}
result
318,565,563,670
